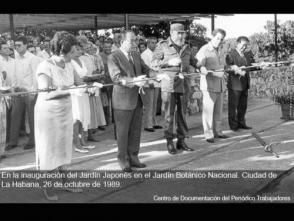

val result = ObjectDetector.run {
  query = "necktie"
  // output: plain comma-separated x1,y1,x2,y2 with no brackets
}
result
128,52,136,76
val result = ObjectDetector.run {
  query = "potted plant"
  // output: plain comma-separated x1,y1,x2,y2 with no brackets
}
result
273,91,294,120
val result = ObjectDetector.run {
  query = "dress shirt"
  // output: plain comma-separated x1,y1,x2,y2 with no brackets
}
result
141,48,160,87
0,55,15,87
14,51,43,91
196,42,226,92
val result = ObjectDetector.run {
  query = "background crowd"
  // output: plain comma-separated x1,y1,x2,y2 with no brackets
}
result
0,29,175,160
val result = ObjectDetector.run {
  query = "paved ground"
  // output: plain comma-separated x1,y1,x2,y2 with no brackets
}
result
1,97,294,203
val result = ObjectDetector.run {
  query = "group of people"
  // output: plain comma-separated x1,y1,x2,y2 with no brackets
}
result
106,23,270,172
0,32,124,159
0,22,272,200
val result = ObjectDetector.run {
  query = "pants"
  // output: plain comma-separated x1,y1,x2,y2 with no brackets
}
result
0,101,6,156
152,87,160,126
114,97,143,167
202,91,224,139
6,104,11,143
141,87,155,128
162,92,188,140
9,95,37,146
228,89,248,129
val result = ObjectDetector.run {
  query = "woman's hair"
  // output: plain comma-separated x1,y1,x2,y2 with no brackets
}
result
76,35,89,47
51,31,77,56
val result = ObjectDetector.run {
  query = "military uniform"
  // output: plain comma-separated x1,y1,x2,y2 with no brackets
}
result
151,36,197,144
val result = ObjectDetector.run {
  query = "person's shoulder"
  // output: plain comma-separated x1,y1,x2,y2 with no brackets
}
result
157,39,168,47
131,50,141,57
199,43,209,50
227,48,237,56
141,49,149,56
108,50,120,61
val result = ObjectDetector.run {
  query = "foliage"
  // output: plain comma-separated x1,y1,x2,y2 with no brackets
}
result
273,93,294,104
249,20,294,62
138,21,170,39
269,66,294,104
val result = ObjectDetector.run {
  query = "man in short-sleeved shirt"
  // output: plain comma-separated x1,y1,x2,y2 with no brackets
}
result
196,28,229,143
7,36,43,151
140,37,162,131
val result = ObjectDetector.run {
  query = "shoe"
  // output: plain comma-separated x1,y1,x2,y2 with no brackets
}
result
206,138,214,143
130,162,146,168
98,126,106,131
75,147,89,153
82,145,96,149
118,159,132,172
87,136,100,142
0,155,7,161
43,188,58,201
5,144,17,151
19,131,27,137
239,125,252,130
153,125,163,129
231,127,239,132
144,128,155,132
167,141,177,154
176,140,194,151
122,167,133,172
23,144,35,150
216,135,229,139
63,187,83,193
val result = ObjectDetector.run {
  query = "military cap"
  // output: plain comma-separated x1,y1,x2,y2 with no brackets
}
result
170,23,186,32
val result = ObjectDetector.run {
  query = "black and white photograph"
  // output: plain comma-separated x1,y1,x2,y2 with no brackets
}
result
0,13,294,203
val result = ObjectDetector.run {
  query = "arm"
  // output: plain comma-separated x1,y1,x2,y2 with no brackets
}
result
196,47,209,76
150,43,169,69
225,53,237,75
37,74,70,100
30,55,44,90
73,69,84,86
196,47,225,78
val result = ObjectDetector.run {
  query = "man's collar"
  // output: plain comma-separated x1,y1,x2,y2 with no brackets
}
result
16,50,30,58
167,37,173,46
167,37,186,49
236,48,244,57
120,47,130,58
145,48,152,53
207,42,216,51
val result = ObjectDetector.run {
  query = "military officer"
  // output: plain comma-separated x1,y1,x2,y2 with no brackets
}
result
151,23,198,154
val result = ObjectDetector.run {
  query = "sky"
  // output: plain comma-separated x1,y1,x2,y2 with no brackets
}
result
195,14,294,39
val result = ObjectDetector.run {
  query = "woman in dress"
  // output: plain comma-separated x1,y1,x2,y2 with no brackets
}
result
87,43,107,130
78,38,106,141
34,31,87,200
71,43,95,153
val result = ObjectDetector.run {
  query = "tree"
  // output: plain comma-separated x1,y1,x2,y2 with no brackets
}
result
249,20,294,62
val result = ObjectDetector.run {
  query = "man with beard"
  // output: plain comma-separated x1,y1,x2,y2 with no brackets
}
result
151,23,198,154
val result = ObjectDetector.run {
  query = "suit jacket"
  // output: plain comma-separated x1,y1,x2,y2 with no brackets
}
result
108,49,150,110
151,37,197,93
225,49,257,91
